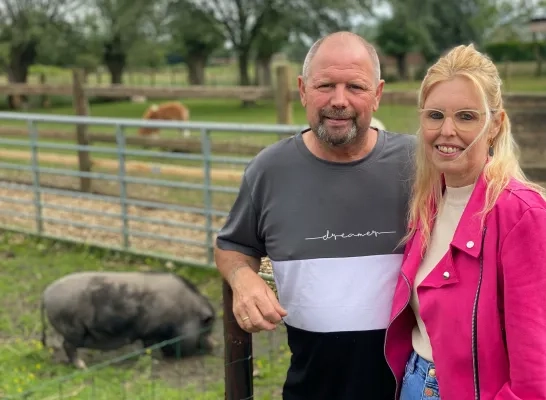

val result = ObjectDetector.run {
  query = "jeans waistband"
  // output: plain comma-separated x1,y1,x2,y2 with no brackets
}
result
406,351,436,376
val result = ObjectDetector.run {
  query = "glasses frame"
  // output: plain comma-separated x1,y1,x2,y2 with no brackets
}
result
418,108,491,132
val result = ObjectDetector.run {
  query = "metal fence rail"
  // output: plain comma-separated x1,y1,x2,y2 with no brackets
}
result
0,111,305,277
0,111,306,399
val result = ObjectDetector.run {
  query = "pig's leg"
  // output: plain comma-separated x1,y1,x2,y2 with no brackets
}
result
62,339,87,370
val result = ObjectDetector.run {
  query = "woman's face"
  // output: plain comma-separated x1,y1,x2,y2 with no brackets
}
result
420,76,499,187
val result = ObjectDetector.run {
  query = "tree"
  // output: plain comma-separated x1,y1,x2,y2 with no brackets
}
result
252,7,291,86
166,0,225,85
0,0,80,108
391,0,500,63
87,0,159,84
185,0,378,86
375,14,417,80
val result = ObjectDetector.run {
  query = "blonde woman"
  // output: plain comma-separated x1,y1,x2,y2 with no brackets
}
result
384,44,546,400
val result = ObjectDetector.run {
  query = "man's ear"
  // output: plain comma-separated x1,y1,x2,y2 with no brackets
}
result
373,80,385,112
298,75,307,107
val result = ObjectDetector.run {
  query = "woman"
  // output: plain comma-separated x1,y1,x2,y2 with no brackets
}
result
384,44,546,400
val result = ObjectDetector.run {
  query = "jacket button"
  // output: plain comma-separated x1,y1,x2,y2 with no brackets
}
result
443,271,450,279
466,240,474,248
429,368,436,377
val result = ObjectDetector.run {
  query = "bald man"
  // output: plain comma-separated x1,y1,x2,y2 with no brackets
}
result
215,32,416,400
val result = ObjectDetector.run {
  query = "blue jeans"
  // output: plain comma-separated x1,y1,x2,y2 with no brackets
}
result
400,351,441,400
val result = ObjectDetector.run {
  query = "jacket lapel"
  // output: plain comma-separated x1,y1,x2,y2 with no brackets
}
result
402,173,488,290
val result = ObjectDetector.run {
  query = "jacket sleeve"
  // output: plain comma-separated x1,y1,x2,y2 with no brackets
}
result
495,207,546,399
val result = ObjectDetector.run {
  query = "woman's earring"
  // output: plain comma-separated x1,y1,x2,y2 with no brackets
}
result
488,140,494,157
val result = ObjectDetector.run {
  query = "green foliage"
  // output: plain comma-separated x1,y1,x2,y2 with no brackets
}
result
253,7,292,60
0,42,11,69
375,15,416,58
390,0,501,62
127,40,168,69
484,41,546,62
167,1,225,61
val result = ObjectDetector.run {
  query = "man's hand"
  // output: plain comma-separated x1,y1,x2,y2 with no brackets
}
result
230,266,288,333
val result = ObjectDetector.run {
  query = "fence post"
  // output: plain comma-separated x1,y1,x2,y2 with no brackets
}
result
28,120,43,234
39,73,49,108
275,64,293,141
223,280,254,400
72,68,93,193
200,128,214,264
115,125,130,249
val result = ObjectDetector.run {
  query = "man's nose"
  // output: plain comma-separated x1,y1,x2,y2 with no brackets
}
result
330,84,349,108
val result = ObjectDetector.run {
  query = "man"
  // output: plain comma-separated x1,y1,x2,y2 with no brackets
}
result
215,31,416,400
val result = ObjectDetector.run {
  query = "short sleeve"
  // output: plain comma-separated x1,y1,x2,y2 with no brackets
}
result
215,174,267,259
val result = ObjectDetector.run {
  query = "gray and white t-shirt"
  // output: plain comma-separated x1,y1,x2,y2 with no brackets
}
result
217,127,416,400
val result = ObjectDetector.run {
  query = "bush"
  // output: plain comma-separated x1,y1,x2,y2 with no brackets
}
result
483,41,546,62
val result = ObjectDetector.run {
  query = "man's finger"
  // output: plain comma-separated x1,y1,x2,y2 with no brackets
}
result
256,296,283,324
245,301,277,331
266,289,288,317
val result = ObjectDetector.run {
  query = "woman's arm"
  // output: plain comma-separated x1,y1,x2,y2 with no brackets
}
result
495,207,546,399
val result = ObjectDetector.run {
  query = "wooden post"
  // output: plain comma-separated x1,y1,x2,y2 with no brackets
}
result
275,64,293,140
72,68,92,193
39,73,49,108
223,280,253,399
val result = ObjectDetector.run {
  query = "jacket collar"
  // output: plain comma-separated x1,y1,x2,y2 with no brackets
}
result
407,171,488,263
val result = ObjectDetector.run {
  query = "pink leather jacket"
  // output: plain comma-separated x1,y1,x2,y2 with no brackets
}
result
384,174,546,399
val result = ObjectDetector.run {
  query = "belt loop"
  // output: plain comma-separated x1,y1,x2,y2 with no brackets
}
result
407,351,418,373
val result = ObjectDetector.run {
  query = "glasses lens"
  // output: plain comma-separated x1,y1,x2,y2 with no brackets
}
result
421,109,482,132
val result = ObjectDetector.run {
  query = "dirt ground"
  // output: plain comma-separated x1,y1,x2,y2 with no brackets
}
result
0,177,274,277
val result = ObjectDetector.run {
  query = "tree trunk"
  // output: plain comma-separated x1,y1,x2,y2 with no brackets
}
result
7,43,36,110
237,50,255,107
255,57,272,86
395,54,408,80
102,61,127,102
187,56,207,85
238,51,251,86
104,36,126,86
107,62,124,85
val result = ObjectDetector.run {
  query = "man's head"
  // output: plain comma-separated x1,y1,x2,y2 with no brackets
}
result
298,31,384,147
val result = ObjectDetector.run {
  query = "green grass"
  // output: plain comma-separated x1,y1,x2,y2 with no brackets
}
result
386,75,546,93
20,61,546,93
0,232,290,399
3,97,420,138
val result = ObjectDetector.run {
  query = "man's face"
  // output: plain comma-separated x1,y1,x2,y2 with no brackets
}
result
298,39,384,147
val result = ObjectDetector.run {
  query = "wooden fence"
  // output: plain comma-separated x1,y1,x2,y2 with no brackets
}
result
0,66,545,192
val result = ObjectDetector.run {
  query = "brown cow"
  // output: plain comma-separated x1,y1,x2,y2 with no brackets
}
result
138,101,191,138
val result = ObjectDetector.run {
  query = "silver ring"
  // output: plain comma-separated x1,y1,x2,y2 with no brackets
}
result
242,316,250,321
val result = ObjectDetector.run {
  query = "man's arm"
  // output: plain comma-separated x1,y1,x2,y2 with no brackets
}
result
215,173,266,282
214,247,260,286
215,173,287,332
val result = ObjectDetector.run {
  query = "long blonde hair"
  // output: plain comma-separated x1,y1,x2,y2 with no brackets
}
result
403,43,546,252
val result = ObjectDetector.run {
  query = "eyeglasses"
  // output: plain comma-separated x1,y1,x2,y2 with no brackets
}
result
419,108,488,132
